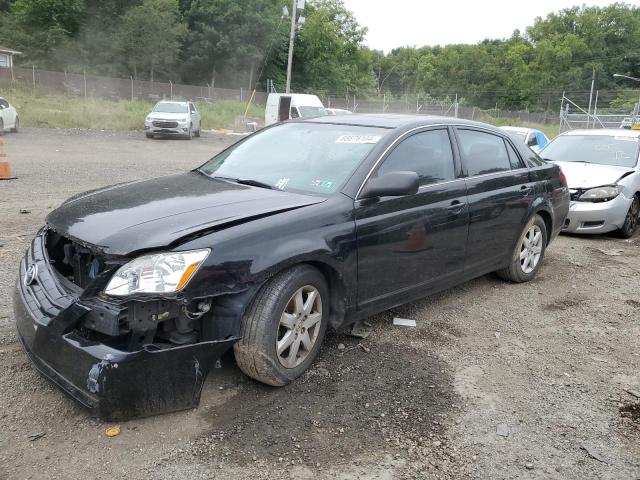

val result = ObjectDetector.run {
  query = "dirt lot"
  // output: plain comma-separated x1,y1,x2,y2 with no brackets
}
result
1,128,639,480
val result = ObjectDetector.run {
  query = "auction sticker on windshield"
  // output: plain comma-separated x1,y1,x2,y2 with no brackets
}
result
336,135,382,144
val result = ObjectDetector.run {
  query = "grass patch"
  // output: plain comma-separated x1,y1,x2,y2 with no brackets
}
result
0,81,264,131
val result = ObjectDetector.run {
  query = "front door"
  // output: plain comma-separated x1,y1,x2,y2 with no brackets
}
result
455,128,533,275
355,128,469,310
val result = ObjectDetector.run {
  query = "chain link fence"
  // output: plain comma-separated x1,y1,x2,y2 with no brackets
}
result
10,67,269,106
7,67,559,122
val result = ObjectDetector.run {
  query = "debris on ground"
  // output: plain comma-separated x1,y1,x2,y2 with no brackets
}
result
393,317,417,327
28,432,45,441
496,423,510,437
581,444,609,464
105,425,121,438
358,343,371,353
18,209,31,214
623,388,640,398
337,343,345,351
350,320,373,338
597,248,623,256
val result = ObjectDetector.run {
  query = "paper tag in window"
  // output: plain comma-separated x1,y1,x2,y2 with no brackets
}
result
336,135,382,144
614,136,638,141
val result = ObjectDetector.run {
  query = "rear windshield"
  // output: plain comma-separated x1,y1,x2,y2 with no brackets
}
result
541,134,639,167
298,106,328,118
199,123,389,195
153,103,188,113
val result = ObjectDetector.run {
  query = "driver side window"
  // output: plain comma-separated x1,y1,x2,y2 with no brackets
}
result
377,129,455,186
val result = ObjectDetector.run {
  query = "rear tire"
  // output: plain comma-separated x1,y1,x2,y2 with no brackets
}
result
234,265,329,386
194,128,201,138
497,214,547,283
618,195,639,239
10,117,18,133
0,119,4,136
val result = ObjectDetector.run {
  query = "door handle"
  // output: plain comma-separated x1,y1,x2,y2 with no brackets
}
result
520,185,533,195
447,200,466,214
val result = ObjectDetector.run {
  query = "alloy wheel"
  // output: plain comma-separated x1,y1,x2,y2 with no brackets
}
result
519,224,543,274
624,197,639,235
276,285,323,369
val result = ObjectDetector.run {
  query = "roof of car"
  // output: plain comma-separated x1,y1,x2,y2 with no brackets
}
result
560,128,640,138
305,114,500,130
156,100,189,104
500,126,537,135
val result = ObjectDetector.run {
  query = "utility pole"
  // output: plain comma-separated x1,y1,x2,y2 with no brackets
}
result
587,67,595,128
285,0,297,93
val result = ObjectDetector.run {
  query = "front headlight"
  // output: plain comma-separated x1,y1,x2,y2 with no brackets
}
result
579,185,622,202
104,249,210,297
145,116,154,122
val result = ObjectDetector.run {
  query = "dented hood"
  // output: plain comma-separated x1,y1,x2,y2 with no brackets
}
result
46,171,325,256
554,161,635,189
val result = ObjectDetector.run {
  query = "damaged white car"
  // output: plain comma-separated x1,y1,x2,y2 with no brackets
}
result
541,129,640,237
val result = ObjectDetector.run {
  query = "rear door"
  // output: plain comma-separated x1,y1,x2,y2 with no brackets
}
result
278,97,292,121
355,127,468,309
455,128,533,275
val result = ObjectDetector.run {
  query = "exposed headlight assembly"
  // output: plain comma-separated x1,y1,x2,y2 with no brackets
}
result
578,185,622,202
104,249,210,297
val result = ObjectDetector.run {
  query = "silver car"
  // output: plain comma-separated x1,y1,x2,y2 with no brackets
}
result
540,129,640,237
144,101,201,139
0,96,19,134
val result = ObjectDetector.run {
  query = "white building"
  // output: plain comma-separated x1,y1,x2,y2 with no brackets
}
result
0,47,22,81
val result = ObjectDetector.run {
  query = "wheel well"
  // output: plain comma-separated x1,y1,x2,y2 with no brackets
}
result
535,209,553,245
305,261,347,330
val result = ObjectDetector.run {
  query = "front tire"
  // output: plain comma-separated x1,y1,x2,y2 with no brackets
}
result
497,214,547,283
145,132,154,139
185,125,193,140
234,265,329,386
618,195,639,239
0,119,4,136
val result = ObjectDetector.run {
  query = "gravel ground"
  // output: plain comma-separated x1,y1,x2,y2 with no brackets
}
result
0,128,639,479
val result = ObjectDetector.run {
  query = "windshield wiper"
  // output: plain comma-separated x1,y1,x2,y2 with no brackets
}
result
211,175,274,190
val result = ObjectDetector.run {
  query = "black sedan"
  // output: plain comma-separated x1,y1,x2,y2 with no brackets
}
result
14,115,570,419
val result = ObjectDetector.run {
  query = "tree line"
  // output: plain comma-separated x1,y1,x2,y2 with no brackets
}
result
1,0,639,111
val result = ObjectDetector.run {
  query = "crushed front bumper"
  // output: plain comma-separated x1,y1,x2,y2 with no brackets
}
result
562,194,632,234
13,233,237,420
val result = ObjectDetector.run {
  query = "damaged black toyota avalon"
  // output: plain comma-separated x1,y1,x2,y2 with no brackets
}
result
15,115,569,419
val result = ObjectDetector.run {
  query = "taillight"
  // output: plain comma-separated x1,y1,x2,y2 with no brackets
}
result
559,169,568,187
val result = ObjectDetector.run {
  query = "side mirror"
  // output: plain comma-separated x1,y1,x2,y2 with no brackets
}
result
290,108,300,119
360,171,419,199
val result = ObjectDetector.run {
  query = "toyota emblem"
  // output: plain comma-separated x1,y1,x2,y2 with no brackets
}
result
24,263,38,286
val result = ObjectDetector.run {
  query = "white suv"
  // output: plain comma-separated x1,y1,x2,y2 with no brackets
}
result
0,97,19,135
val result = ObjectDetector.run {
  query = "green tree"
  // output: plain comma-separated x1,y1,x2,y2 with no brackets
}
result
1,0,86,64
115,0,186,81
181,0,285,88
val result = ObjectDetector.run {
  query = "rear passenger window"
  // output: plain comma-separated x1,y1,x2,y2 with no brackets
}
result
377,129,455,186
457,129,511,176
505,141,524,169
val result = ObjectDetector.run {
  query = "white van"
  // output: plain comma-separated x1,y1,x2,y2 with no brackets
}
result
265,93,328,126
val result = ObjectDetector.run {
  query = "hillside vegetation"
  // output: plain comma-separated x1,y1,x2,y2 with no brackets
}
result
0,1,639,112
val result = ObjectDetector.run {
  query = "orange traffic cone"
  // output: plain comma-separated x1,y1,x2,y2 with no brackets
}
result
0,138,17,180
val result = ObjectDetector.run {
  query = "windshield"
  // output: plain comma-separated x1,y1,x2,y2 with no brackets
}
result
298,106,328,118
541,135,639,167
153,102,188,113
199,123,388,195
